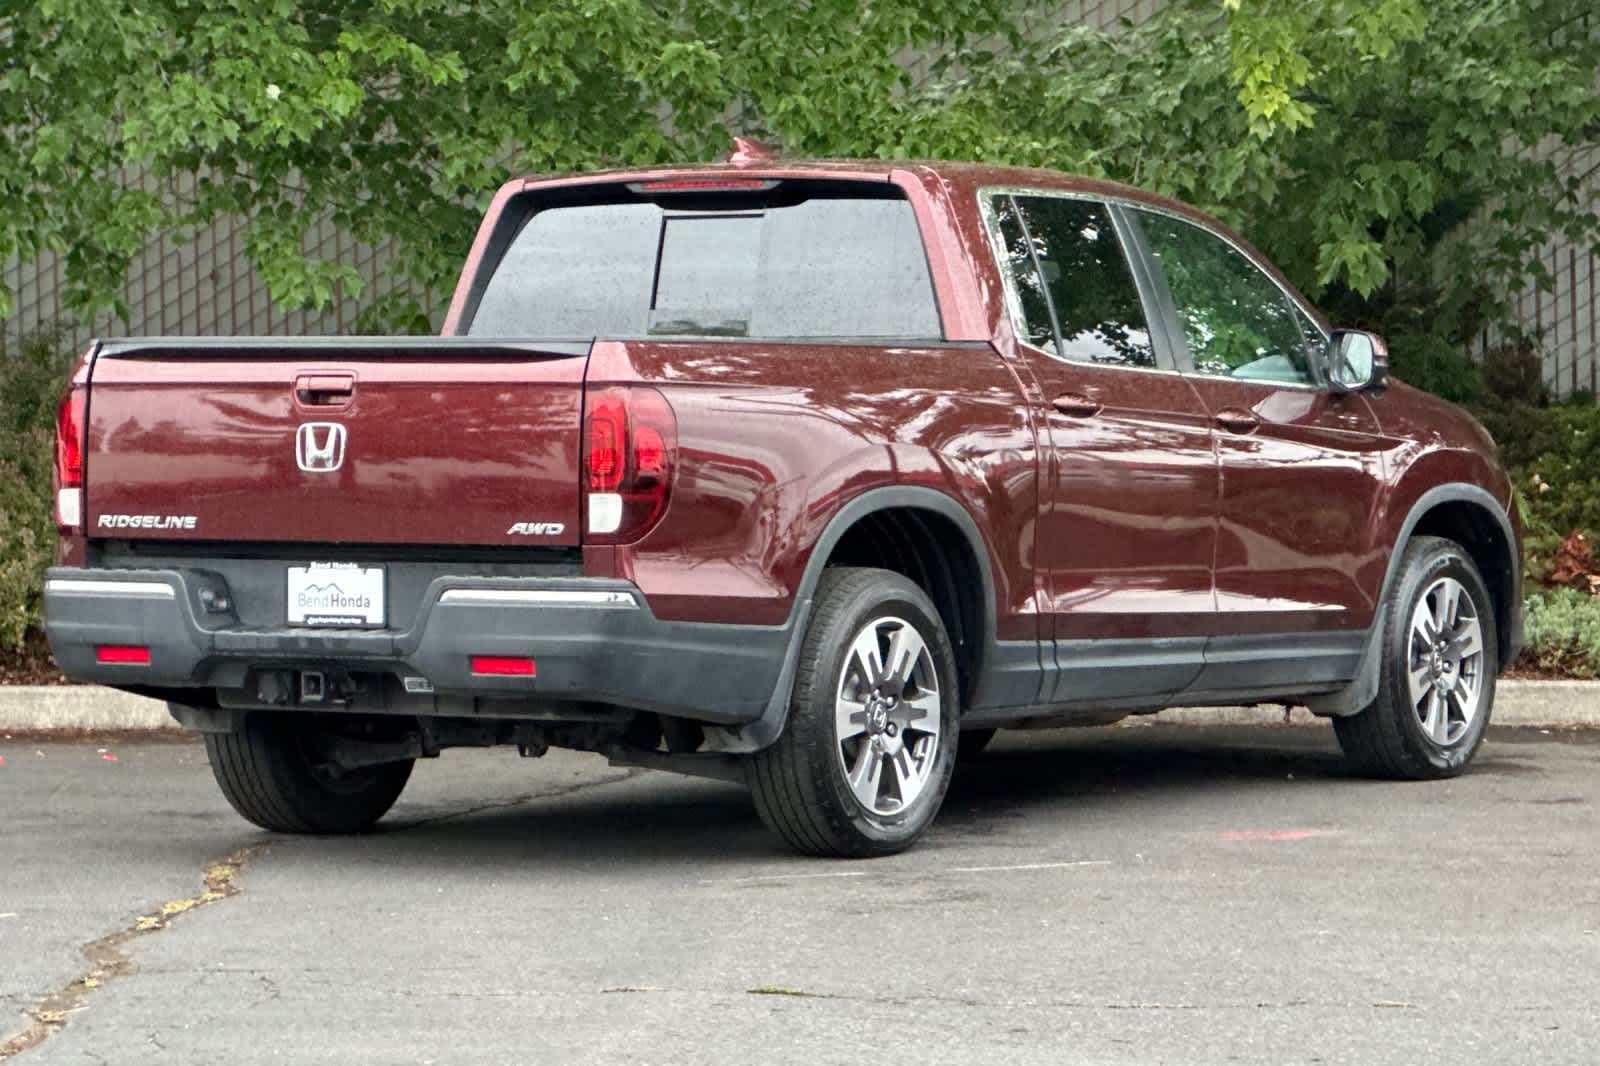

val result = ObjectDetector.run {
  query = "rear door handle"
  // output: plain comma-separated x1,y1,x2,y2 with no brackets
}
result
1052,392,1102,418
1214,408,1260,434
295,373,356,407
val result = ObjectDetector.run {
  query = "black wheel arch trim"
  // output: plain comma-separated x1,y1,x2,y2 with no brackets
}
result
733,485,1001,752
1308,482,1520,716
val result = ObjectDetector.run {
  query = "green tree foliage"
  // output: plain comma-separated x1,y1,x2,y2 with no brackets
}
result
903,0,1599,363
0,331,70,650
0,0,1011,330
1,0,1595,352
1220,0,1430,138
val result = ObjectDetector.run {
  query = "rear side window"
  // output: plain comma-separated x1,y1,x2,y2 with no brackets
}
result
987,194,1156,368
467,188,940,340
990,197,1058,351
1131,209,1316,385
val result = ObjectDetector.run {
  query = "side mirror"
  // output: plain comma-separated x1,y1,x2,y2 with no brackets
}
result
1324,329,1390,393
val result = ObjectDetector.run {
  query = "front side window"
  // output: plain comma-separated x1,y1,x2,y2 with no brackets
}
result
1132,210,1315,385
467,188,941,340
987,194,1156,368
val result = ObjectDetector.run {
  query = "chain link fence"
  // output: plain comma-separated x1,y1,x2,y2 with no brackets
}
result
1493,143,1600,397
2,169,429,349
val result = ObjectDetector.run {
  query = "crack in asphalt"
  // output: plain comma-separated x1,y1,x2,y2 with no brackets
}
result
0,765,644,1059
594,987,1439,1012
0,843,268,1061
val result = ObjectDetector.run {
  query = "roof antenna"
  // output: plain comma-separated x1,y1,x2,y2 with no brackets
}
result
726,136,776,166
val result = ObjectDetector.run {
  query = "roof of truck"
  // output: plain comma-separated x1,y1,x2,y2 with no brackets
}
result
515,155,1205,221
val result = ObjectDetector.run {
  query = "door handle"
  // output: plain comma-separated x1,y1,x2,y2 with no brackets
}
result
1214,408,1260,434
1052,392,1102,418
295,373,356,407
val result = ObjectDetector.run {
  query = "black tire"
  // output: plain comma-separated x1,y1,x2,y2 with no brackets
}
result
958,728,998,761
204,714,413,834
1334,536,1498,780
748,567,961,857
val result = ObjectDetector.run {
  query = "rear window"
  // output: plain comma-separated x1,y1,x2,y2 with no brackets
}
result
466,187,941,340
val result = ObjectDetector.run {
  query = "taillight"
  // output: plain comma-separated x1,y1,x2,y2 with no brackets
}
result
586,394,626,493
581,386,677,544
54,385,87,532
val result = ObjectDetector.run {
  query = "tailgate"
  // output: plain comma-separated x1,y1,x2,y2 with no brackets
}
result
84,338,589,548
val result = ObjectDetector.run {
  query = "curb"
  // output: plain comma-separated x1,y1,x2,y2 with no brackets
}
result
2,680,1599,733
0,687,174,732
1122,680,1600,729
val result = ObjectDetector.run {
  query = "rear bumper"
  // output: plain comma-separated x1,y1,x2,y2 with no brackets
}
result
43,567,793,727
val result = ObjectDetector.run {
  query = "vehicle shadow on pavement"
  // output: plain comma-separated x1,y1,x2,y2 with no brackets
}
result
264,726,1548,866
935,726,1351,834
339,780,778,870
275,726,1362,866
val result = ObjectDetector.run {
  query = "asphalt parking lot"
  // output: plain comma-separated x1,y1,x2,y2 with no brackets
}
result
2,723,1598,1065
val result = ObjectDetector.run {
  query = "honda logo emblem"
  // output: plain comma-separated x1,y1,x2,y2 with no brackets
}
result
296,423,347,473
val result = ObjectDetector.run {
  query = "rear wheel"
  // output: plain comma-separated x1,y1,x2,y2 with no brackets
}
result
1334,536,1497,779
204,714,413,834
749,567,960,857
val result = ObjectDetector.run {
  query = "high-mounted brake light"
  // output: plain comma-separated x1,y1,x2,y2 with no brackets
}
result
626,178,779,194
54,385,87,531
581,386,678,544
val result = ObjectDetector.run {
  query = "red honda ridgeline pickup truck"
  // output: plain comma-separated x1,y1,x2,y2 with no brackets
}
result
45,152,1520,856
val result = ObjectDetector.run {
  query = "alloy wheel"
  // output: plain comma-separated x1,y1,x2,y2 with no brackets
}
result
1406,576,1486,747
834,615,943,814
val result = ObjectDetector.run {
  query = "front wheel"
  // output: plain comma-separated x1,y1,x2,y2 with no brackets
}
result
204,714,413,834
749,567,960,857
1334,536,1497,779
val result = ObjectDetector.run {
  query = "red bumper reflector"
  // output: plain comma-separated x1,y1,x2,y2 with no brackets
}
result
471,655,536,677
97,645,151,665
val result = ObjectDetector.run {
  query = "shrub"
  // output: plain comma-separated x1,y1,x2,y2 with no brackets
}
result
1478,339,1547,408
1475,401,1568,474
1387,327,1482,406
0,330,73,652
1517,406,1600,538
1493,403,1600,590
1545,531,1600,594
1521,588,1600,679
1472,394,1600,589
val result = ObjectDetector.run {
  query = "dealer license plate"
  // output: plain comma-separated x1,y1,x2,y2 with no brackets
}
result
287,563,386,627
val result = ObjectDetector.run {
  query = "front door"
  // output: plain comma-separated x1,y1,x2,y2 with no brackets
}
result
986,193,1219,705
1125,207,1388,695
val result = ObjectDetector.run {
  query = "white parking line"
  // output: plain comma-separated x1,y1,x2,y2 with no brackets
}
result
698,871,869,885
950,860,1113,874
699,860,1112,885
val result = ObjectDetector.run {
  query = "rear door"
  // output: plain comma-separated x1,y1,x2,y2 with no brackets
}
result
1123,207,1387,690
985,192,1219,704
86,339,589,548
